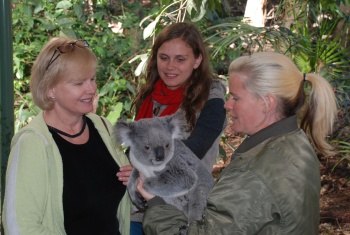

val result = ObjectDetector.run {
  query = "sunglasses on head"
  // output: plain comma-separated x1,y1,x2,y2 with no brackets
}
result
46,40,89,70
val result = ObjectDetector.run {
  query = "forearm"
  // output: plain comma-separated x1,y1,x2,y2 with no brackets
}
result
143,203,217,235
143,203,189,235
142,168,277,235
182,98,226,159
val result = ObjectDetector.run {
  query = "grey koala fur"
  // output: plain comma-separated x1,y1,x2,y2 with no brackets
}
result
114,112,214,223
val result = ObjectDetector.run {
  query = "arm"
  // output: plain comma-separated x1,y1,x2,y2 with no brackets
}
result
136,178,190,234
3,132,59,235
142,168,280,235
182,98,226,159
127,168,148,209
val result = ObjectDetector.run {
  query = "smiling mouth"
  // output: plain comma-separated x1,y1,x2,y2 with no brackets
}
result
80,99,92,103
165,73,177,77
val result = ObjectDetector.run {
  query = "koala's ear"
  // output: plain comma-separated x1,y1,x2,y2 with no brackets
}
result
165,113,185,139
114,120,133,147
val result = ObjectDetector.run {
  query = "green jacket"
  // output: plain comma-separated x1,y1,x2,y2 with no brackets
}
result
143,115,320,234
2,112,131,235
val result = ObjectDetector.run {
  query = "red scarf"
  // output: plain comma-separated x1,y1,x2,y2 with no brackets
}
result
136,79,183,120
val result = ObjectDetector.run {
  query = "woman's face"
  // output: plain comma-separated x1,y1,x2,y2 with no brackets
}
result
224,73,269,135
49,68,97,117
157,38,202,90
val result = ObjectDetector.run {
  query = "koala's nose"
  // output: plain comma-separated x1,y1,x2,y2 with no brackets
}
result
155,146,165,161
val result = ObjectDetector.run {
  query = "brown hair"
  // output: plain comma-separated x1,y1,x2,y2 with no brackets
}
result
133,22,214,130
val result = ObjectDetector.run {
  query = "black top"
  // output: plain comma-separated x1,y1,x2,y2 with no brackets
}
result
49,117,126,235
182,98,226,159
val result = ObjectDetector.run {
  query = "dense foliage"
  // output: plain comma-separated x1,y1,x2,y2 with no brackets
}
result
12,0,148,130
11,0,350,161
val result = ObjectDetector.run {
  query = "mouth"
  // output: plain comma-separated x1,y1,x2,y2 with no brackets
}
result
79,98,92,103
165,73,178,78
230,115,238,124
151,159,163,165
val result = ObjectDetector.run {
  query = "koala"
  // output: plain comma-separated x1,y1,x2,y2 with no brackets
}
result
114,113,214,223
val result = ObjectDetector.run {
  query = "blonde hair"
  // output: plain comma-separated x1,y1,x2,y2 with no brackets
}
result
30,37,97,110
229,52,338,156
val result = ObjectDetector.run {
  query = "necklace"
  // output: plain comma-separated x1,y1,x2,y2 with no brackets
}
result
153,106,161,116
48,116,87,138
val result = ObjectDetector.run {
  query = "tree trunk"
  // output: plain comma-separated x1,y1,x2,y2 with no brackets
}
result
243,0,267,27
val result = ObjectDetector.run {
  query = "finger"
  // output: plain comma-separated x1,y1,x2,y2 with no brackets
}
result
120,164,133,171
136,178,143,191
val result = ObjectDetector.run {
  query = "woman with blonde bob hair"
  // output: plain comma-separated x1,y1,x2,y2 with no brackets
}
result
2,37,132,235
137,52,338,234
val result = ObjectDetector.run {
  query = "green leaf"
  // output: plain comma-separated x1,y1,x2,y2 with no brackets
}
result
126,83,136,95
95,46,106,57
22,5,32,16
36,18,56,30
73,4,83,19
56,17,76,27
34,4,44,14
27,19,34,29
99,82,116,96
60,29,77,39
90,12,105,21
161,0,171,5
56,1,72,9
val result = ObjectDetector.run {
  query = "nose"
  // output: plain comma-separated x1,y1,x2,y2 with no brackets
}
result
166,59,175,70
155,146,165,161
224,99,232,110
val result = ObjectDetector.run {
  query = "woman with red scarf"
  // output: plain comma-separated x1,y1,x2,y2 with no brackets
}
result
130,22,227,235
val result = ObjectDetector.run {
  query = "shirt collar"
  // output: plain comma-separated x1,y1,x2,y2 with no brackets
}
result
235,114,299,154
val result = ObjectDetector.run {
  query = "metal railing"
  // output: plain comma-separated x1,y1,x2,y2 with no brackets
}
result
0,0,14,232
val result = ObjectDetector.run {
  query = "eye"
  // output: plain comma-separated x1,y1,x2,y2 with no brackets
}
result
145,145,150,150
176,57,185,62
159,55,168,61
229,95,238,101
165,144,169,148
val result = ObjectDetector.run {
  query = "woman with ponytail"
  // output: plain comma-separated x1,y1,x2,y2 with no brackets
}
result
137,52,338,235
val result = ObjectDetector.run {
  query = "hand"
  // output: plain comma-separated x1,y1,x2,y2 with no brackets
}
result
93,94,100,113
136,177,155,201
117,164,133,185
